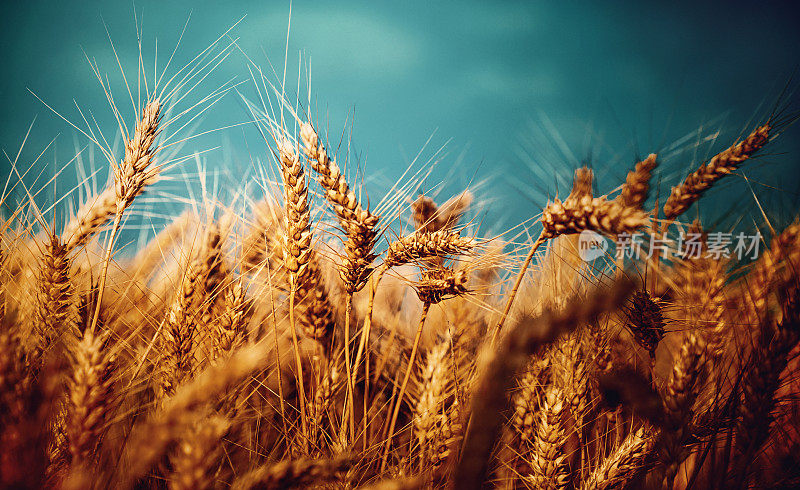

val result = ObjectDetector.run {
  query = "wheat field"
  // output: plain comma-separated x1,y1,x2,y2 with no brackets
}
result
1,28,799,490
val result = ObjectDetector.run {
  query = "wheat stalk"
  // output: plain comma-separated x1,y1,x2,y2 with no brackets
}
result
301,122,380,442
89,99,162,335
275,138,316,449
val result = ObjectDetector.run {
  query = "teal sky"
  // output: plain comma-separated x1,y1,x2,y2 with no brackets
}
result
2,1,799,232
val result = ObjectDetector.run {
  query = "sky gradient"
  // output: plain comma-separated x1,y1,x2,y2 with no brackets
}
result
2,1,799,232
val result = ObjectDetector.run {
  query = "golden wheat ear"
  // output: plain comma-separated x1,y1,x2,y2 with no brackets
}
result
663,124,770,222
230,453,355,490
169,415,230,490
618,153,657,209
32,234,78,360
300,122,380,294
64,328,116,471
654,332,705,488
412,333,460,472
62,99,163,253
581,427,654,490
495,166,650,338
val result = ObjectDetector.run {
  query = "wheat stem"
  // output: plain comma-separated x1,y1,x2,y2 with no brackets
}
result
288,277,309,454
493,234,546,342
381,301,431,472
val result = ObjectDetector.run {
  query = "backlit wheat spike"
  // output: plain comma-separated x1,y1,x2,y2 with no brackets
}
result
33,235,78,359
169,416,230,490
275,137,315,450
495,170,648,337
412,191,473,232
62,100,162,252
550,332,590,433
231,453,354,490
618,153,657,209
580,427,653,490
541,195,649,239
511,358,550,447
113,100,163,213
159,259,203,398
415,267,470,304
525,386,569,490
385,230,476,269
66,328,115,469
747,219,800,317
193,222,228,367
413,334,454,470
671,226,729,361
277,139,313,281
663,124,770,221
212,280,248,360
656,332,705,488
294,259,336,341
730,287,799,485
275,142,335,338
309,362,340,447
300,122,380,293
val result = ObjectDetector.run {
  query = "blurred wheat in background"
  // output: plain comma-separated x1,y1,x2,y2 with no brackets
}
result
2,6,800,490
